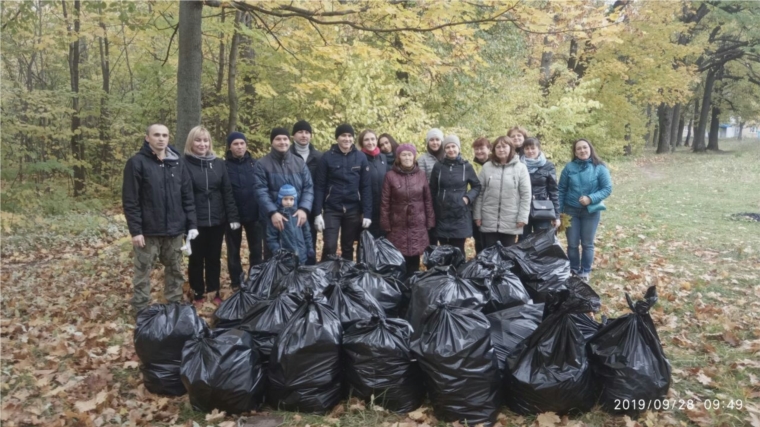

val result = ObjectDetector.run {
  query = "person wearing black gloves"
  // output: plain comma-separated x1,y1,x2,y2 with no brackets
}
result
313,124,372,261
183,126,240,307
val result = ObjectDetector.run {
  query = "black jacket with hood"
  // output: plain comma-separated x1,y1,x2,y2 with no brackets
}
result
185,153,239,227
122,141,197,237
429,155,481,239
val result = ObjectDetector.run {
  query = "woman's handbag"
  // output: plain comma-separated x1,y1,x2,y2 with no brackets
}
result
530,199,556,221
587,201,607,213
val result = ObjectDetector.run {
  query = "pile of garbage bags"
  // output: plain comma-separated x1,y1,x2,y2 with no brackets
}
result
134,229,671,422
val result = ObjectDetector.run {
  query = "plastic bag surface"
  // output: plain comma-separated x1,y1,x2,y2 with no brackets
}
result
134,303,208,396
357,231,407,281
238,292,304,361
487,303,544,371
343,317,424,413
411,305,500,425
588,286,672,414
267,292,343,413
422,245,465,269
180,329,265,413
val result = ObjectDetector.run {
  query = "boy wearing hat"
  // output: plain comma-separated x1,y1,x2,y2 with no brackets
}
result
266,184,314,265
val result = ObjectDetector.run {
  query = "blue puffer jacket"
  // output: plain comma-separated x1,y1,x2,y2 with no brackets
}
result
313,144,372,218
253,148,314,218
225,151,259,223
266,206,314,265
558,159,612,212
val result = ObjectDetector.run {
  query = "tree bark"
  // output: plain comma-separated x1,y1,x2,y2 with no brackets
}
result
96,15,111,179
63,0,85,196
539,35,553,93
738,121,744,140
670,103,681,149
215,10,225,94
676,110,685,147
693,68,716,152
176,0,204,152
656,103,672,154
238,13,257,132
707,105,720,150
684,115,693,147
227,11,242,134
643,104,653,145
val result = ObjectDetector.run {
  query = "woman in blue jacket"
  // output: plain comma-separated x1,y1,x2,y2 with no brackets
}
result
558,139,612,281
313,124,373,261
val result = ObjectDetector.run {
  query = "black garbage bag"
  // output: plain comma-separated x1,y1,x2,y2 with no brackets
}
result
211,286,262,330
411,305,500,425
457,258,498,283
476,241,516,269
134,303,208,396
357,230,406,281
268,291,343,413
487,303,544,371
238,292,304,361
589,286,671,414
316,255,356,282
324,281,385,328
483,267,531,314
542,277,601,341
341,263,408,318
405,263,449,289
504,229,571,302
503,289,597,415
343,316,424,413
271,265,330,297
180,329,265,414
245,249,299,298
406,266,488,335
422,245,465,269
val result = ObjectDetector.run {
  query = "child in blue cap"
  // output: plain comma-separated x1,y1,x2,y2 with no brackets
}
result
266,184,314,265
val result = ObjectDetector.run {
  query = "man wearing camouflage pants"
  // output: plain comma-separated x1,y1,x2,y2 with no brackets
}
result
122,124,198,316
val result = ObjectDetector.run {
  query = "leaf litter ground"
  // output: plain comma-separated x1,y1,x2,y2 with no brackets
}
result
2,140,760,427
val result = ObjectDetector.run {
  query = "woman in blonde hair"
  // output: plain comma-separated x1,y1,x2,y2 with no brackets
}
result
184,126,240,308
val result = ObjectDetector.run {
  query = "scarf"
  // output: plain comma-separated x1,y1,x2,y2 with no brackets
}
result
294,142,310,162
187,152,216,162
523,152,547,173
362,146,380,157
474,156,487,166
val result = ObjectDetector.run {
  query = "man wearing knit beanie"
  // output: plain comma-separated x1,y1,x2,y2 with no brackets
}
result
312,123,372,261
289,120,322,264
225,131,264,288
253,127,314,253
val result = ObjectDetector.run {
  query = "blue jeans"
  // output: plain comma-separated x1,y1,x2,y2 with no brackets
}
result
564,206,601,275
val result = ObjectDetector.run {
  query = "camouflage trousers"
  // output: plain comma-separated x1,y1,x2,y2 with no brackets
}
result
131,235,185,313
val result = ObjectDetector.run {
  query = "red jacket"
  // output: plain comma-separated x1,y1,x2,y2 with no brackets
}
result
380,165,435,256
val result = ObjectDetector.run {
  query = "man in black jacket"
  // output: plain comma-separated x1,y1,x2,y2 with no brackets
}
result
224,131,263,289
122,124,198,315
290,120,322,264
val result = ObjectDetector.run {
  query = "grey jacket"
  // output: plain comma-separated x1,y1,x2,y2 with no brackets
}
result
473,157,531,235
417,152,439,182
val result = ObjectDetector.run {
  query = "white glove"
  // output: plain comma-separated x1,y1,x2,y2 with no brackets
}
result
230,222,241,230
314,215,325,232
180,241,192,256
187,229,199,241
362,218,372,229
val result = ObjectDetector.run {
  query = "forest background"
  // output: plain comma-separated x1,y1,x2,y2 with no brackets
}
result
2,0,760,210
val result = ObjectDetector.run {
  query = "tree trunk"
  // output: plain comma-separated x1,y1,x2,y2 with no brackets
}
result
643,104,653,145
684,115,693,147
676,111,685,147
227,11,242,134
238,13,257,132
63,0,85,196
96,17,111,179
656,103,672,154
693,68,716,152
539,36,553,93
176,0,204,152
215,10,225,94
670,103,681,149
738,121,744,140
707,105,720,150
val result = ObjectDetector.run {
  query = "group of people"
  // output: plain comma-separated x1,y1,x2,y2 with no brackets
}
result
122,122,612,314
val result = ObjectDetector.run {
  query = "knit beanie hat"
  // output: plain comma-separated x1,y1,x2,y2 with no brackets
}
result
277,184,298,206
226,131,246,148
292,120,313,135
443,134,461,150
425,128,444,144
396,143,417,157
335,123,355,139
270,127,290,143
